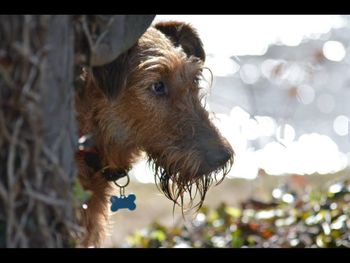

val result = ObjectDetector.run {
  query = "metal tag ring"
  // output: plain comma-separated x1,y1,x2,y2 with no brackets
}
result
113,174,130,188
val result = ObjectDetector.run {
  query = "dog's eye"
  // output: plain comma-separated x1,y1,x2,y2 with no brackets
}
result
151,81,167,96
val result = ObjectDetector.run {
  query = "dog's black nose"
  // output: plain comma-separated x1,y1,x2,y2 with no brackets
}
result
206,148,231,168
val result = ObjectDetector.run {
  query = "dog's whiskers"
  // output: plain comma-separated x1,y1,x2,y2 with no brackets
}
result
151,154,233,212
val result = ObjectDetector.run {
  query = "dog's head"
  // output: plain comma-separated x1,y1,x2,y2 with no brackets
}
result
90,21,234,210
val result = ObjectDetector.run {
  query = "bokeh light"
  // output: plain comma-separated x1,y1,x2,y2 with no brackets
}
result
333,115,349,136
323,41,346,62
239,64,260,84
297,85,315,105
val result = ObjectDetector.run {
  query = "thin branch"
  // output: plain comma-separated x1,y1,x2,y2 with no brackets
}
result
25,188,66,206
81,15,94,52
0,183,7,202
94,16,116,48
6,117,23,247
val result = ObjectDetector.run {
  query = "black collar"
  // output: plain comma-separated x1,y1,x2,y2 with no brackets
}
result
78,133,129,181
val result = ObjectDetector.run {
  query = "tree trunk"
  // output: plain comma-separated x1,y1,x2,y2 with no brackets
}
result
0,14,154,248
0,15,79,248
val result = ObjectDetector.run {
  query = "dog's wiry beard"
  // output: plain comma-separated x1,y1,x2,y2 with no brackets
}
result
147,154,233,213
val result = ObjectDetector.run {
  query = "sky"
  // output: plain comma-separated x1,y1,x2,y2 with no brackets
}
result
154,15,347,76
154,15,346,56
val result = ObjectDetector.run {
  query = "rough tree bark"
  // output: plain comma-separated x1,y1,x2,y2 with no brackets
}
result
0,15,154,248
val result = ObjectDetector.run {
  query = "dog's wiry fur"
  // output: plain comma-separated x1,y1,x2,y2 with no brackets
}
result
75,21,234,247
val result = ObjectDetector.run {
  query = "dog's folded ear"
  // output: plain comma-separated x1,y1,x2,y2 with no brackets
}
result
91,52,130,99
154,21,205,62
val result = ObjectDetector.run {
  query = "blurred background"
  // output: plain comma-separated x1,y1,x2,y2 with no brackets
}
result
103,15,350,247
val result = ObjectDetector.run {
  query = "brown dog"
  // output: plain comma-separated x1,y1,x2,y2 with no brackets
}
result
75,21,234,247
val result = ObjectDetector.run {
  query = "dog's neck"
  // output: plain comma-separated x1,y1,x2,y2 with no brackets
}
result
78,132,133,181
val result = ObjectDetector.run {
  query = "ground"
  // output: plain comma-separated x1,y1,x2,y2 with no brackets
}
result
102,171,348,247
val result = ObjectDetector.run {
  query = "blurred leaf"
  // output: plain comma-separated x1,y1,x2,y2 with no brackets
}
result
255,210,276,220
73,180,92,204
126,177,350,248
331,215,347,230
151,230,166,242
225,207,241,218
261,229,274,239
231,230,244,248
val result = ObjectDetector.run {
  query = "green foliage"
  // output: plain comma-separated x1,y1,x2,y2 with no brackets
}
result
126,179,350,248
73,180,92,207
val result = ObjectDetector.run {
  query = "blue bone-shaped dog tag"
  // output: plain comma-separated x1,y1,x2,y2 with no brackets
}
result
110,194,136,212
